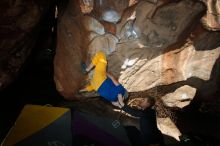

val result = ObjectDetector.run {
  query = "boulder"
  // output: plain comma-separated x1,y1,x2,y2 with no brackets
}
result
162,85,197,108
88,33,118,57
83,15,105,36
83,15,105,42
54,0,219,102
54,1,89,99
134,0,205,50
157,117,182,141
108,0,206,92
92,0,129,23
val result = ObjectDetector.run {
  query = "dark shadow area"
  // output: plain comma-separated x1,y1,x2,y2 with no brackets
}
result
193,31,220,51
0,6,63,141
0,51,62,142
174,97,220,146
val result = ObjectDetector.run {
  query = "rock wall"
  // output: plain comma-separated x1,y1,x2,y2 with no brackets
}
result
54,0,89,99
0,0,219,142
201,0,220,31
54,2,220,141
0,0,219,105
54,0,220,103
0,0,218,108
0,0,55,90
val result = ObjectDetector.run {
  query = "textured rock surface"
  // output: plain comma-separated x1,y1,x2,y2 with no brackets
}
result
0,0,54,90
92,0,129,23
201,0,220,31
162,85,197,108
54,0,89,99
157,117,182,141
53,1,220,142
108,0,207,92
53,0,220,101
1,0,220,143
88,33,118,57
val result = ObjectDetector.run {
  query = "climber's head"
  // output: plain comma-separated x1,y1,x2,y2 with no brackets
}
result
139,96,155,109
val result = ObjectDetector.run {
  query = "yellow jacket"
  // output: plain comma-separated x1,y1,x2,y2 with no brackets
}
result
86,51,107,91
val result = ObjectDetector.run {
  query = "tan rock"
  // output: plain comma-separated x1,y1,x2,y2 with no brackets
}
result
83,15,105,35
54,0,219,100
134,0,205,49
88,33,118,57
157,117,182,141
161,28,220,85
111,26,220,93
79,0,94,14
118,53,162,92
184,46,220,81
201,0,220,31
92,0,129,23
116,3,137,39
83,15,106,43
162,85,197,108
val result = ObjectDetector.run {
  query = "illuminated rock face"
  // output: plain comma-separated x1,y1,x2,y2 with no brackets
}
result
161,85,197,108
0,0,219,104
109,0,219,98
54,0,220,102
0,0,54,90
92,0,129,23
0,0,219,142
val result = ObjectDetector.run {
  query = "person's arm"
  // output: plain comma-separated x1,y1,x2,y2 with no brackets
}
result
121,105,146,117
118,94,145,117
107,72,120,86
86,62,94,72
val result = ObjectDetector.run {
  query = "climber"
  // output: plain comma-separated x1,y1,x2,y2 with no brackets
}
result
79,51,128,105
115,95,164,146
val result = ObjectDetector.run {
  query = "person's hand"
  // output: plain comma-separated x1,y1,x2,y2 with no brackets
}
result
118,94,125,107
79,88,86,93
111,101,121,108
